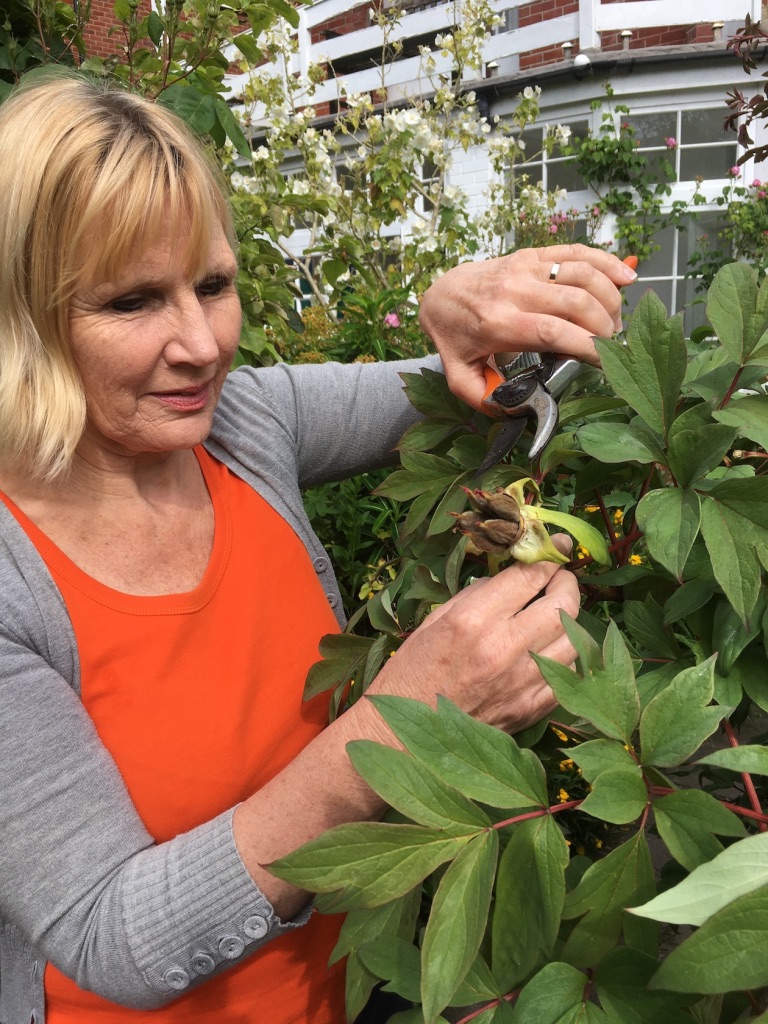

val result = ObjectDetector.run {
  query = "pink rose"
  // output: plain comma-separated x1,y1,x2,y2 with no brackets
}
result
383,313,401,328
753,179,762,187
664,137,677,149
729,166,740,177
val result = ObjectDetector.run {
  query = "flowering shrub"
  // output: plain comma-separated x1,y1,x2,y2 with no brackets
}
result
688,178,768,288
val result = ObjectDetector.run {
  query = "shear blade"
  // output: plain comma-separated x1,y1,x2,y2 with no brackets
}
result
477,416,527,474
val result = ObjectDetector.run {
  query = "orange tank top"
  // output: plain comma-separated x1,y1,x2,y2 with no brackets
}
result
3,447,345,1024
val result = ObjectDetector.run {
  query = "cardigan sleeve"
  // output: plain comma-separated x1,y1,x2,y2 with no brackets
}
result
212,354,443,489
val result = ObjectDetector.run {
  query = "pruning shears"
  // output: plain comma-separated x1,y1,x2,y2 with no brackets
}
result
477,254,639,473
478,352,583,473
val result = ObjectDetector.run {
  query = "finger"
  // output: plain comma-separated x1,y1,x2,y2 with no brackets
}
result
533,630,578,671
487,309,602,366
533,244,638,287
511,572,580,653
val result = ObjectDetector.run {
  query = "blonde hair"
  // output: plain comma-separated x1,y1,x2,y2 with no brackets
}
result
0,73,235,481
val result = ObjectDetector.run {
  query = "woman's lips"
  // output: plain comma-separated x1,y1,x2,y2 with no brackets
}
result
151,381,213,411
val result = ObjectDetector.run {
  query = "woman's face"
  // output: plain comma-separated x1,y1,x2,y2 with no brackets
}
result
67,218,242,465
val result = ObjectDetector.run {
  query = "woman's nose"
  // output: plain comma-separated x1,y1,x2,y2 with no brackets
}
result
164,296,220,366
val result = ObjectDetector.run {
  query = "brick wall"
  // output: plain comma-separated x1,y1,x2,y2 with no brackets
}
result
79,0,149,58
518,0,579,28
310,4,370,44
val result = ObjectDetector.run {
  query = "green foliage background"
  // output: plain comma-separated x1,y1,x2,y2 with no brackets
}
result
275,265,768,1023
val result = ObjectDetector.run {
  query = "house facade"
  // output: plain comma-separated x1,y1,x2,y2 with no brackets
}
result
222,0,766,326
81,0,766,325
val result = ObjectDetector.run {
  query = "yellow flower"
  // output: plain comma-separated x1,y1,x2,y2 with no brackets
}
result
558,788,570,803
584,504,599,513
551,726,568,742
576,845,585,856
594,839,603,849
629,554,643,565
577,545,590,560
559,758,574,771
613,509,624,524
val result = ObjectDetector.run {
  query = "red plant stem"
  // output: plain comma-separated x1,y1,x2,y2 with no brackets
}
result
719,367,745,410
650,786,768,825
549,719,592,739
454,991,517,1023
734,450,768,460
593,489,617,543
493,799,583,832
724,720,768,833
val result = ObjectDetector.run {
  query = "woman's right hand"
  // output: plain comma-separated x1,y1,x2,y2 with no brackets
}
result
363,537,579,736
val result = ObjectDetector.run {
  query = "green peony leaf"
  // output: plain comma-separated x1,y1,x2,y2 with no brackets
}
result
421,830,498,1023
578,766,647,825
653,789,746,873
561,832,655,968
713,393,768,451
595,947,697,1024
366,695,548,810
510,962,592,1024
697,744,768,776
346,740,491,830
269,821,471,911
358,936,421,1003
706,262,768,366
535,622,640,744
630,832,768,926
577,421,665,465
639,657,724,768
595,294,687,438
635,487,701,581
650,884,768,994
492,815,569,991
568,739,637,783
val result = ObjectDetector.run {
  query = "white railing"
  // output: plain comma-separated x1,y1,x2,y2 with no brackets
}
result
226,0,758,115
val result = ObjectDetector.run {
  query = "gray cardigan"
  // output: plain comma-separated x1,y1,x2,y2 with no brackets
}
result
0,356,435,1024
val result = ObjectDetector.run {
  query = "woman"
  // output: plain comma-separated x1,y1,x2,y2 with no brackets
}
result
0,76,635,1024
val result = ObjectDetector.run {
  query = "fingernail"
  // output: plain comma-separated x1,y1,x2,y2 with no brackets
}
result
622,264,637,282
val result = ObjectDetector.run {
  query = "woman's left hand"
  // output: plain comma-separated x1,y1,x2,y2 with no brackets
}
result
419,243,638,411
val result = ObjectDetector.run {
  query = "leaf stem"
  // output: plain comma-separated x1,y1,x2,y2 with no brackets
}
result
650,785,768,825
454,990,517,1023
724,719,768,833
492,799,583,831
719,366,745,410
593,489,617,544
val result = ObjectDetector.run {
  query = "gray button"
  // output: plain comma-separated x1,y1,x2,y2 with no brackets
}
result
243,914,268,939
163,968,190,990
326,593,338,607
218,935,245,959
313,556,328,573
190,952,216,976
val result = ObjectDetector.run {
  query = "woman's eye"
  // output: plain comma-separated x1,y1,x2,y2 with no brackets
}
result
197,275,231,298
109,295,145,314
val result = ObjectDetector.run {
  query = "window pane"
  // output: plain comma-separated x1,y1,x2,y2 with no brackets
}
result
676,211,729,277
680,145,736,181
681,108,728,145
521,126,543,156
548,157,586,192
626,111,676,147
